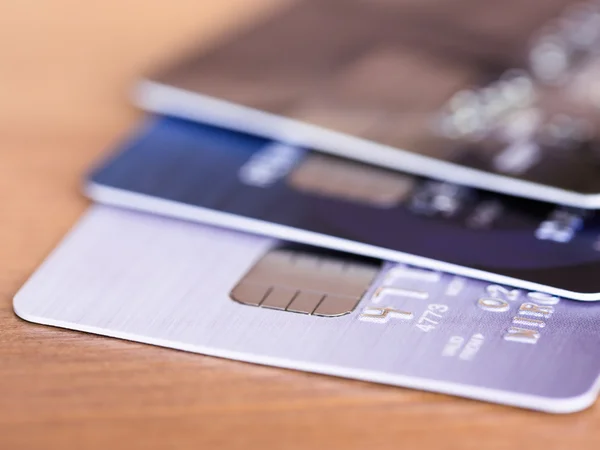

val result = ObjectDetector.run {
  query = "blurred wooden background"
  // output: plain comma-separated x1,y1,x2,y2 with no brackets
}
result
1,1,599,448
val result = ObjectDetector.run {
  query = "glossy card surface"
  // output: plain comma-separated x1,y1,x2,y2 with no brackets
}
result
14,206,600,413
137,0,600,208
88,117,600,300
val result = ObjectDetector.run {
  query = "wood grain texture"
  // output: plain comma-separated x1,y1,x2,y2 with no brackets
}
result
0,1,599,448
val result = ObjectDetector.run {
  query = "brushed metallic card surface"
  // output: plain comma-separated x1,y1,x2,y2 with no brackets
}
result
13,206,600,413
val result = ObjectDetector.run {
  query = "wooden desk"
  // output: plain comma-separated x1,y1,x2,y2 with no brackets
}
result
1,1,598,448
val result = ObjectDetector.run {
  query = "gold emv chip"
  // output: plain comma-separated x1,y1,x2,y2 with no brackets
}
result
230,248,379,317
287,153,415,208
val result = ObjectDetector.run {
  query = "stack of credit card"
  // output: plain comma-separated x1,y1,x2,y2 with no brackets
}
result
14,0,600,413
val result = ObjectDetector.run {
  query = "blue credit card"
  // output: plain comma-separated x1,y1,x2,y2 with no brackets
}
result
13,206,600,413
87,117,600,300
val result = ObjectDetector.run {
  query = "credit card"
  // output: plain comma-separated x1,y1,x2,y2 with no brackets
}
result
87,117,600,300
14,206,600,413
136,0,600,208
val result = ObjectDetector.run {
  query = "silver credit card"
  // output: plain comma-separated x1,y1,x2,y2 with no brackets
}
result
14,206,600,413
